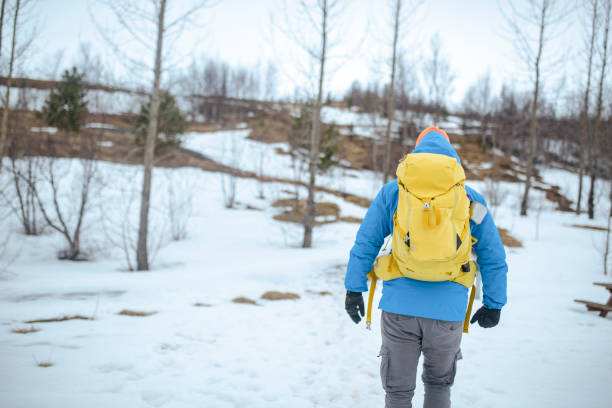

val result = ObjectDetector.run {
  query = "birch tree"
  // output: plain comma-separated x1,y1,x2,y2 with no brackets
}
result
504,0,567,216
577,0,599,214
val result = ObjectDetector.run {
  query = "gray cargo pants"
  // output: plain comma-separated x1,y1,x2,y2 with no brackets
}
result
380,311,463,408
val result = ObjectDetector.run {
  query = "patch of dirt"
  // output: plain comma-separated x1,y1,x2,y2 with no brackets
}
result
569,224,609,232
117,309,157,317
232,296,258,305
193,302,211,307
37,361,53,368
11,326,40,334
307,290,332,296
497,227,523,248
25,315,92,324
272,199,340,225
261,291,301,300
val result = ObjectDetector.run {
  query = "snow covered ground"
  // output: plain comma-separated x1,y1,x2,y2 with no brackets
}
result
1,130,612,408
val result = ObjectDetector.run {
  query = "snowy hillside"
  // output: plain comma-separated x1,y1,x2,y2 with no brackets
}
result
1,125,612,408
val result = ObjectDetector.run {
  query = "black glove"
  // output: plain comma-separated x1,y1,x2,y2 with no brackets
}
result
470,305,501,328
345,291,365,324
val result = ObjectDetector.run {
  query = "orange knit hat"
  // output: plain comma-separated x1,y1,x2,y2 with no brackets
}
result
415,126,450,147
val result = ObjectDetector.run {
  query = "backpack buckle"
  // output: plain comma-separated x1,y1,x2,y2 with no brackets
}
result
403,232,410,247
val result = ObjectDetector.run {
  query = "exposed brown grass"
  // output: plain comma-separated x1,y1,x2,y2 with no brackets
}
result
232,296,258,305
11,326,40,334
338,216,363,223
117,309,157,317
247,110,292,144
272,199,340,225
25,315,92,324
37,361,53,368
307,290,332,296
497,228,523,248
534,185,573,212
342,194,371,208
193,302,211,307
570,224,609,232
261,291,301,300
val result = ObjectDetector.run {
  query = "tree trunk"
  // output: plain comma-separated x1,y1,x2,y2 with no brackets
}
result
136,0,166,270
604,181,611,275
578,0,598,215
0,0,19,172
588,0,610,220
0,0,6,59
520,1,546,217
302,0,327,249
383,0,401,184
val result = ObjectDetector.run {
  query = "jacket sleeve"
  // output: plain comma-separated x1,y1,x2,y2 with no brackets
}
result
470,196,508,309
345,187,392,292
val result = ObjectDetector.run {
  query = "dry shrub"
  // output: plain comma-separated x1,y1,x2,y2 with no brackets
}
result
232,296,257,305
117,309,157,317
497,228,523,248
11,326,40,334
193,302,211,307
261,291,300,300
25,315,92,324
37,361,53,368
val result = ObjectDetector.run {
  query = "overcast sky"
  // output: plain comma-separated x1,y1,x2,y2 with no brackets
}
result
25,0,584,107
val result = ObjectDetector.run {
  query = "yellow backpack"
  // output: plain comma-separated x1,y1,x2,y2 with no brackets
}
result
366,152,477,332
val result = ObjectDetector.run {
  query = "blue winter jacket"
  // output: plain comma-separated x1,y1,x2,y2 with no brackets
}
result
344,130,508,322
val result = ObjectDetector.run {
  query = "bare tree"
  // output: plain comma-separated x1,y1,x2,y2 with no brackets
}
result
577,0,599,215
382,0,401,184
0,0,20,172
302,0,330,248
98,0,210,270
136,0,166,270
381,0,422,183
588,0,611,219
504,0,567,216
275,0,344,248
423,33,454,123
165,171,193,241
604,181,611,275
463,71,493,150
220,131,243,209
264,61,278,102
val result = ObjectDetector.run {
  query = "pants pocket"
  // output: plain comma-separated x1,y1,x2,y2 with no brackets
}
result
379,346,391,389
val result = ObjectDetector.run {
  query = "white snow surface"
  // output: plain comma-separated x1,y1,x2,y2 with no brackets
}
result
1,129,612,408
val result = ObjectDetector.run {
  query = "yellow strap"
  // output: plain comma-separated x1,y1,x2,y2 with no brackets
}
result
463,285,476,333
366,273,377,330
